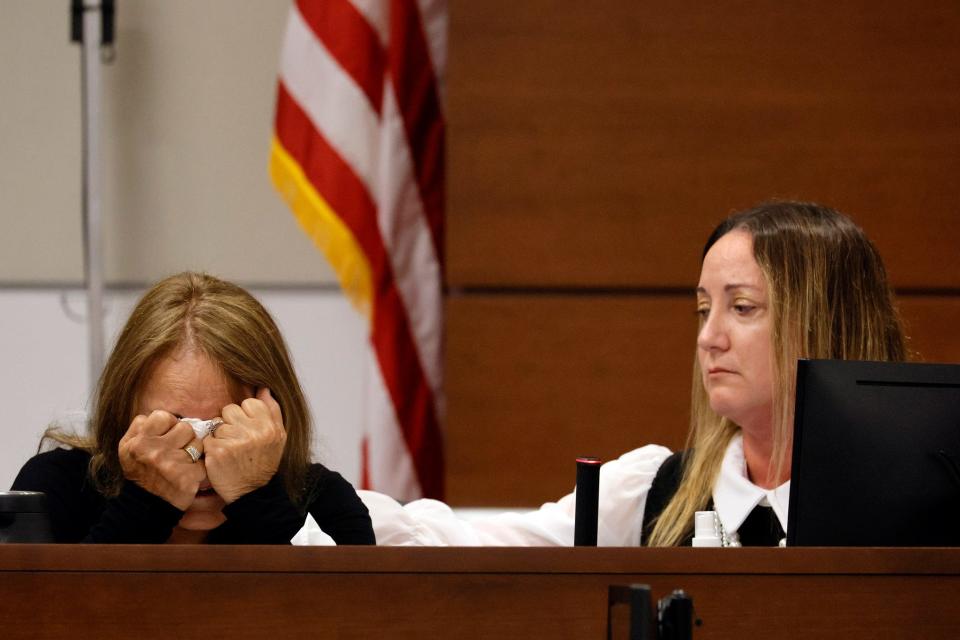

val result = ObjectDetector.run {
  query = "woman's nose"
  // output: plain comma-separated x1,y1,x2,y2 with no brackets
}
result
697,310,729,352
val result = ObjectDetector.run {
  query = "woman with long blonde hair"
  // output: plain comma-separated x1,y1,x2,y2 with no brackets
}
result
644,201,905,546
361,201,906,546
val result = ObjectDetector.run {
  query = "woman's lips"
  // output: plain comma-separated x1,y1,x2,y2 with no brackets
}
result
707,367,736,375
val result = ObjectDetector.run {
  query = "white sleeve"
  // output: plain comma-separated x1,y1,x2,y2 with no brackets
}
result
361,444,672,547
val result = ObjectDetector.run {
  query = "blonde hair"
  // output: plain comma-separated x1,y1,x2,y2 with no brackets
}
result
47,272,312,501
647,202,906,546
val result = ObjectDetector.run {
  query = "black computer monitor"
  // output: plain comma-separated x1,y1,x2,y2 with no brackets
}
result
787,359,960,546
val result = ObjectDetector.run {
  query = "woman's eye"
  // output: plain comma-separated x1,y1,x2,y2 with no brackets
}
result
733,304,756,315
695,307,710,319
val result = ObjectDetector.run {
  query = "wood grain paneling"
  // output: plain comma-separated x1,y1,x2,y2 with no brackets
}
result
447,1,960,287
446,294,696,506
900,296,960,363
446,294,960,506
443,1,960,506
3,547,960,640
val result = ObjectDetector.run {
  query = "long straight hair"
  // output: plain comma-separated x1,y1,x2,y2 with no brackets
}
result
647,202,906,546
46,272,313,501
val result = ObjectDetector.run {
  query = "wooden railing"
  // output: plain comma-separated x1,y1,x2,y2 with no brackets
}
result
1,546,958,639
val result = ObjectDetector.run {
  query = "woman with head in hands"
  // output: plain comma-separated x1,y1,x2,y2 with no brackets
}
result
13,272,374,544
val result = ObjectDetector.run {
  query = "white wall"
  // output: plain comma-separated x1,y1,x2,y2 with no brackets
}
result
1,0,336,286
0,286,367,490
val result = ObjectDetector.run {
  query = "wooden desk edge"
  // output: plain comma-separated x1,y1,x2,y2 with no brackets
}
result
1,545,958,575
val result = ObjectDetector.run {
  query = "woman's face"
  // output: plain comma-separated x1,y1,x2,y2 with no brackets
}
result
696,229,774,435
136,349,249,532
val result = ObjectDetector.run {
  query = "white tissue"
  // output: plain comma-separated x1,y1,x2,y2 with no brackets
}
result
180,417,222,440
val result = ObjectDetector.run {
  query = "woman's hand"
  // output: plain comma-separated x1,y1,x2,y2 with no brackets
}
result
203,387,286,504
119,410,205,510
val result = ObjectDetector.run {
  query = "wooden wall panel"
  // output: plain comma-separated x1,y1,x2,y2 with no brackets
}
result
447,0,960,288
444,2,960,505
445,295,960,506
445,295,696,505
900,296,960,363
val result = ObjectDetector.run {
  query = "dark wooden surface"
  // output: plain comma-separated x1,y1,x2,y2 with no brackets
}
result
446,295,693,505
1,546,959,639
443,0,960,505
900,296,960,362
447,0,960,288
445,294,960,505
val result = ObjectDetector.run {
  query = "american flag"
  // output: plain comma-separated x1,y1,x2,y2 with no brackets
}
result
269,0,446,500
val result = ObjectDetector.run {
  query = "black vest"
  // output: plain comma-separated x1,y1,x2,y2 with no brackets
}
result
640,451,784,546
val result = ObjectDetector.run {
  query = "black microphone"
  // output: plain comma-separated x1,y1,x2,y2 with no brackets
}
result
574,456,602,546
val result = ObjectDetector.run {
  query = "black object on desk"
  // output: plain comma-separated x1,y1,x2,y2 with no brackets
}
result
788,359,960,546
574,457,602,546
608,585,697,640
608,584,655,640
0,491,54,543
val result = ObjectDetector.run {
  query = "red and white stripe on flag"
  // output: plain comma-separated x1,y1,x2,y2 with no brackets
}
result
269,0,446,501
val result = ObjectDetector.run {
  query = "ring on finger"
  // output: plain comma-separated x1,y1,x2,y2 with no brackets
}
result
184,445,201,464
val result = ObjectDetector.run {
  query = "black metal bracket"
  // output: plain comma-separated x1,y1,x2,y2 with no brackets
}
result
70,0,116,46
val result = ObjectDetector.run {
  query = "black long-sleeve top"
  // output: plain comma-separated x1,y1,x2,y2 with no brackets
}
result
11,448,375,545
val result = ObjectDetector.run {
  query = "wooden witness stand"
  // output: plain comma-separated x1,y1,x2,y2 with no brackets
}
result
1,546,958,639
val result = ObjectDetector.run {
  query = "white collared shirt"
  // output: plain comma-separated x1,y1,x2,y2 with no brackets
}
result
712,433,790,538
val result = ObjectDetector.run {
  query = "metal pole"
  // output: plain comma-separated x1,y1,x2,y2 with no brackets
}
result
73,1,113,396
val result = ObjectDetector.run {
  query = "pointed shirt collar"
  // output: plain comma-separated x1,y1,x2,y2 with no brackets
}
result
712,433,790,535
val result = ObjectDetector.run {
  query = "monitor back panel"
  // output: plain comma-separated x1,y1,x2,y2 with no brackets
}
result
788,359,960,547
